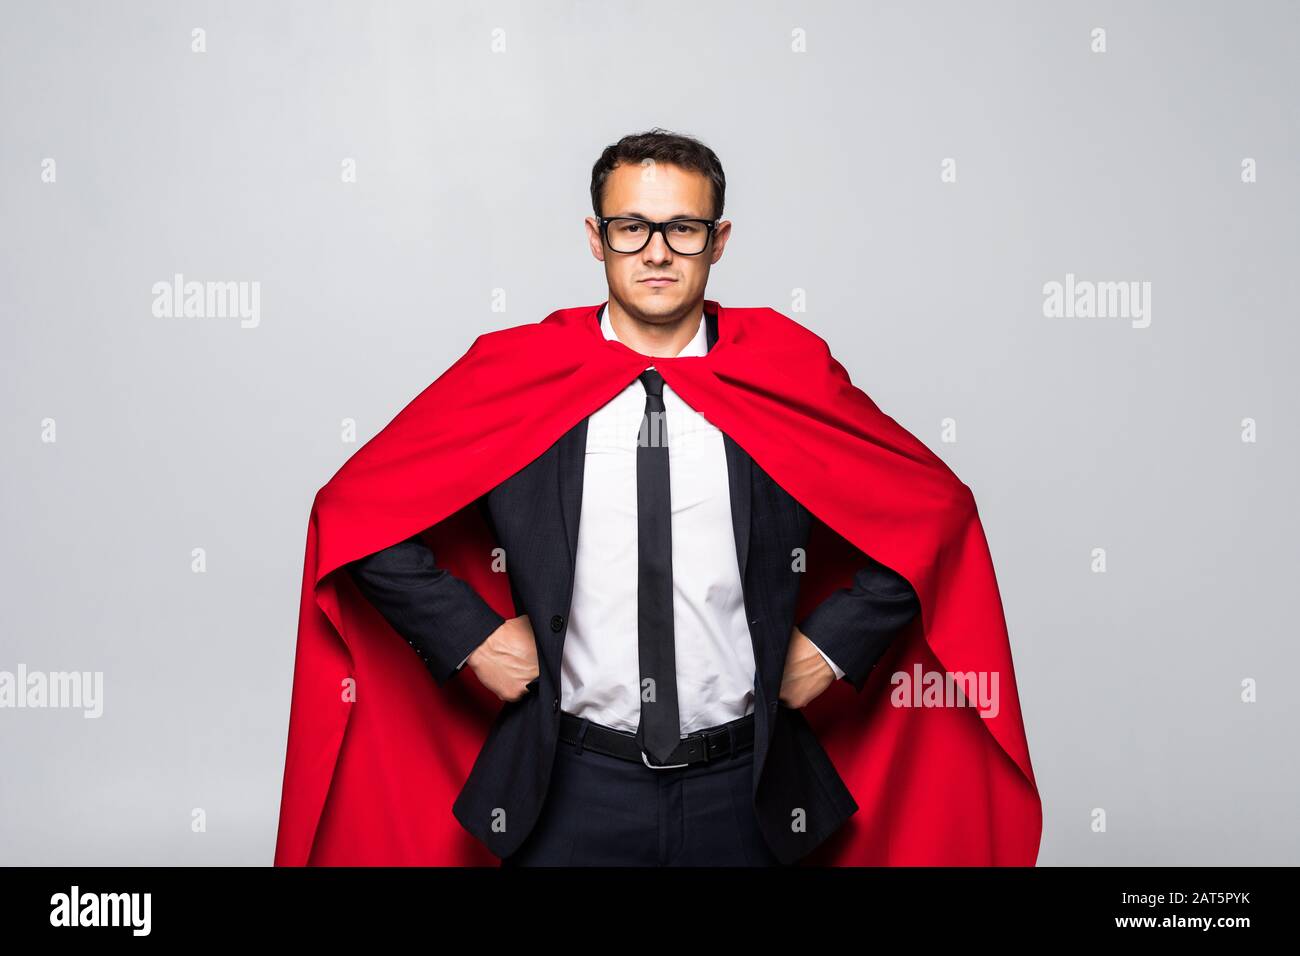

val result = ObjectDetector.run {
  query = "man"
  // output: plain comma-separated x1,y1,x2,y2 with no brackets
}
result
348,128,920,864
274,130,1042,868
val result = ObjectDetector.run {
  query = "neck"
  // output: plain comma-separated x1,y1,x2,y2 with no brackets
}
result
605,296,703,358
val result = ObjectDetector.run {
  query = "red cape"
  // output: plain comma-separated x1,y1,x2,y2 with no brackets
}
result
274,300,1042,866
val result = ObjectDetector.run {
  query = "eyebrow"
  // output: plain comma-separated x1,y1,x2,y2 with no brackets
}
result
613,210,707,220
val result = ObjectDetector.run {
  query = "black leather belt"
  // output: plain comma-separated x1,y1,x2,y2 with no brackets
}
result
559,709,754,769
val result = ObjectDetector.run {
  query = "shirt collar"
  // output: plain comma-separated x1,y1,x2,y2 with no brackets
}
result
598,301,707,357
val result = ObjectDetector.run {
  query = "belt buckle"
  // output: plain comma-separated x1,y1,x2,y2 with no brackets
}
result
640,744,691,770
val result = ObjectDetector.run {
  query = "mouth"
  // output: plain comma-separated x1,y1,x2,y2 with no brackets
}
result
639,278,677,287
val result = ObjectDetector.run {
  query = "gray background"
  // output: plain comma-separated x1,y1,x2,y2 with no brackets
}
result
1,0,1296,865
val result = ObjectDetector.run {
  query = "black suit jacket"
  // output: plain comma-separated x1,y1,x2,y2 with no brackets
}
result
347,308,920,863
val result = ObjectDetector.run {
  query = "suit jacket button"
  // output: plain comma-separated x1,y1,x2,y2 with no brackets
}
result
552,696,559,713
550,614,564,632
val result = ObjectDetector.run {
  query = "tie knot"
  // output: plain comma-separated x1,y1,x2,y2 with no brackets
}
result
638,368,664,397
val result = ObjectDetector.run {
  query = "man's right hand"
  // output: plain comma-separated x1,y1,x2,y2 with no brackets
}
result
466,614,540,702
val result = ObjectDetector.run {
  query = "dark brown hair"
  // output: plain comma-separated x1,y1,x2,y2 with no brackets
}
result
590,127,726,221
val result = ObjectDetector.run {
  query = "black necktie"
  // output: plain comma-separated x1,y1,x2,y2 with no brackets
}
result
635,368,681,764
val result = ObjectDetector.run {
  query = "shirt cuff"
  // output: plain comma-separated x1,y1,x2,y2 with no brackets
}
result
808,639,846,680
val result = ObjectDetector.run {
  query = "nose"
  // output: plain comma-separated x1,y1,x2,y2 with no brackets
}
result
643,230,673,263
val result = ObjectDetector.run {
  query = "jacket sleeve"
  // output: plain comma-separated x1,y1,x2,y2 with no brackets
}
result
346,530,505,686
796,553,920,692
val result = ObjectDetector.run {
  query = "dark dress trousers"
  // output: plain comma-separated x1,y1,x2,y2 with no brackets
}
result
346,308,921,864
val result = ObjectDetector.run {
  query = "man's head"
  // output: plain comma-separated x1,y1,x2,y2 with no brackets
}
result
586,128,732,327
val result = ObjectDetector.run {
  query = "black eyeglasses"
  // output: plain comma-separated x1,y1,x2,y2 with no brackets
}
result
598,216,720,255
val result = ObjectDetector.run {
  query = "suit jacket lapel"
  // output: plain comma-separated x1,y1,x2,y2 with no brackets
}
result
557,415,587,570
705,308,753,581
722,431,752,582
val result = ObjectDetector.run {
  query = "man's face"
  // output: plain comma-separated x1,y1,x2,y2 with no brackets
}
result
586,162,731,323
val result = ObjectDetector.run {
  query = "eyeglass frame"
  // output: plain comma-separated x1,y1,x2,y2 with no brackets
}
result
597,215,721,256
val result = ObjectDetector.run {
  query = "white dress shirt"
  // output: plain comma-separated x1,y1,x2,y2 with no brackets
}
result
555,305,843,738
